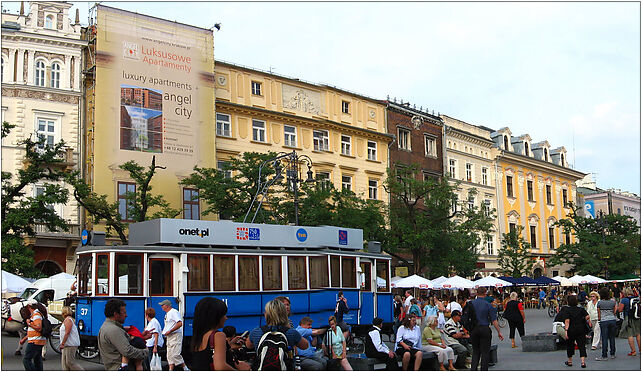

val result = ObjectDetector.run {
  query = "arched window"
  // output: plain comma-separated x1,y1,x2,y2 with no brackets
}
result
35,60,46,86
524,142,529,156
50,62,61,88
503,136,509,150
45,15,55,29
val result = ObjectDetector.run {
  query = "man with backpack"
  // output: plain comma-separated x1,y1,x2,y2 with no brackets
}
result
466,287,504,371
19,302,50,370
247,299,308,370
335,291,350,340
617,288,641,356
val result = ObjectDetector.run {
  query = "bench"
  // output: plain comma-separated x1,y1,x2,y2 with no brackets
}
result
346,351,439,371
522,332,558,352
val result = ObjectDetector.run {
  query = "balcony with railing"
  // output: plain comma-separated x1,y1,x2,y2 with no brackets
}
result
33,221,81,237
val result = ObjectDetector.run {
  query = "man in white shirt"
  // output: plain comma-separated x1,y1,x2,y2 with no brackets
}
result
404,290,414,315
159,300,188,371
365,317,398,370
447,296,463,314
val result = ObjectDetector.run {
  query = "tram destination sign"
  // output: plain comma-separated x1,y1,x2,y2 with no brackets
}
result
129,219,363,250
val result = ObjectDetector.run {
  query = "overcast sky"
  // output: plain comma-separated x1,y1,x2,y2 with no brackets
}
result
4,1,640,194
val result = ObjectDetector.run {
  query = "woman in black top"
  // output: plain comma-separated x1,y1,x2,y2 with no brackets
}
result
563,295,591,368
503,292,526,348
190,297,250,370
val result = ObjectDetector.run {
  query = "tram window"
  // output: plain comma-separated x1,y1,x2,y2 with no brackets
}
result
376,261,390,292
360,262,372,291
262,256,282,291
96,253,109,295
149,259,172,296
288,257,307,290
187,255,210,291
78,254,92,295
330,256,340,287
309,256,329,289
342,257,356,288
115,254,143,295
214,255,235,291
239,256,259,291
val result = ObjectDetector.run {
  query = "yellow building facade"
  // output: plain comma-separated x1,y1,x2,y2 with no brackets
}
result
214,61,392,203
491,127,586,277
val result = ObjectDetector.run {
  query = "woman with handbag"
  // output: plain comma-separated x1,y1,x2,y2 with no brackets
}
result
190,297,250,370
562,295,590,368
503,292,526,348
395,314,423,371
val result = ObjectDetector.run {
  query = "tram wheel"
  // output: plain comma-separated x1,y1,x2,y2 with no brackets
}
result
78,347,99,360
49,325,62,354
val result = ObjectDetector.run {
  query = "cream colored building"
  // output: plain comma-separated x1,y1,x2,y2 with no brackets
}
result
1,1,85,275
214,61,392,204
442,115,500,275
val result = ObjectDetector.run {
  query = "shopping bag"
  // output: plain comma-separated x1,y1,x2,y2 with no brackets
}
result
150,353,162,371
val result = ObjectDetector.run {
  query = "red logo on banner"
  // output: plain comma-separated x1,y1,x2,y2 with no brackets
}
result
236,227,248,240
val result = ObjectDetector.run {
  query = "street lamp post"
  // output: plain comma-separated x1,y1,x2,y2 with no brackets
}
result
597,211,609,279
244,150,314,225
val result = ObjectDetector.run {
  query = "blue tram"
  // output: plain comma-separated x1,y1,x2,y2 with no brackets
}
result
74,218,393,354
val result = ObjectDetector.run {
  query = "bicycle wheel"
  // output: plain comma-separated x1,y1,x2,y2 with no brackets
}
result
548,306,556,318
498,315,507,328
49,324,62,354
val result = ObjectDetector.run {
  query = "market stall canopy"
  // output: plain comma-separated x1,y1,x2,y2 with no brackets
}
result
49,272,75,280
498,276,520,286
436,275,475,290
552,276,576,287
533,276,561,286
1,270,31,293
473,276,513,288
581,275,606,284
607,274,640,282
391,274,434,289
431,276,448,285
515,276,538,286
569,275,588,284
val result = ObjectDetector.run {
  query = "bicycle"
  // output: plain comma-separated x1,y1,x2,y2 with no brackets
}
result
496,310,507,328
547,300,558,318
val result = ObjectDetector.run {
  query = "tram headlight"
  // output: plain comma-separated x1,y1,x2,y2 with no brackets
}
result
78,320,85,332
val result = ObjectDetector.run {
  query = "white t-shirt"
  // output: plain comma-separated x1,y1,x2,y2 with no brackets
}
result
404,295,414,314
162,308,183,336
145,317,164,348
447,301,462,313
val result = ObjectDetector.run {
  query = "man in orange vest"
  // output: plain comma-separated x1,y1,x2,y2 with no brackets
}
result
19,303,46,370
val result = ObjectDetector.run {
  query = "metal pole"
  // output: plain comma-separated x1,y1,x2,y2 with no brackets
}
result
293,152,299,226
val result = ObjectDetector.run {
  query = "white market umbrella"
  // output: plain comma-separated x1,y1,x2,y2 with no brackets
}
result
391,276,403,285
552,276,576,287
436,275,475,290
376,277,387,287
569,275,588,285
431,276,448,285
473,276,513,288
48,272,75,280
391,274,434,289
581,275,606,284
2,270,31,293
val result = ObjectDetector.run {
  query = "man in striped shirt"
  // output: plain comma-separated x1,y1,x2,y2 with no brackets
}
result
443,310,472,367
19,303,46,370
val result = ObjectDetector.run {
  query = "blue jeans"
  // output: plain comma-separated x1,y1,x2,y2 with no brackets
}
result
599,319,617,358
22,343,43,370
538,299,546,309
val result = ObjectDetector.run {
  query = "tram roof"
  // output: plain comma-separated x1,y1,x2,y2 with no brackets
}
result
125,218,366,250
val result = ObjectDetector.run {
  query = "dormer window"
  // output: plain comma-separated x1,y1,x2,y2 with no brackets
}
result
544,148,549,162
503,136,509,150
560,154,565,166
524,142,530,156
45,15,55,29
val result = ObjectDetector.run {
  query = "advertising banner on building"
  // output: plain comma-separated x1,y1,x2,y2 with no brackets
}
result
93,5,215,206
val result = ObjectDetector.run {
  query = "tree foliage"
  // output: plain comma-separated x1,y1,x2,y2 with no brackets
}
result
67,155,180,244
1,122,70,277
497,225,532,277
384,163,495,277
549,205,641,278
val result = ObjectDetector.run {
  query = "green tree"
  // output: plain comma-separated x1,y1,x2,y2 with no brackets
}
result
1,122,70,277
67,155,180,244
497,225,532,277
384,163,495,277
549,205,640,278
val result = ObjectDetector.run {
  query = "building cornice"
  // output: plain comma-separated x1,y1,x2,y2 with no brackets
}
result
445,126,494,147
445,148,494,164
216,100,394,142
386,102,443,126
497,150,586,181
1,31,86,49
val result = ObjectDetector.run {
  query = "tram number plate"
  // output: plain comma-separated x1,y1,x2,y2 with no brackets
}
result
80,308,89,316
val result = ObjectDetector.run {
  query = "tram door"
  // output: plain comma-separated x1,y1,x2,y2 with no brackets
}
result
359,261,374,324
149,257,174,297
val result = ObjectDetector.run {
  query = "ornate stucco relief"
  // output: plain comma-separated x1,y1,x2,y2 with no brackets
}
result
281,84,323,115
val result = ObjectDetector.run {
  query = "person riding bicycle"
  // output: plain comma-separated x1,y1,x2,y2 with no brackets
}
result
549,288,559,313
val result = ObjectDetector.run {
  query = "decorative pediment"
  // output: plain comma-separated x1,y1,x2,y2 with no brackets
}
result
282,84,323,115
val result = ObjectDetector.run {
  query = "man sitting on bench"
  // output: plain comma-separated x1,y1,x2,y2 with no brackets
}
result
365,317,398,371
443,310,472,367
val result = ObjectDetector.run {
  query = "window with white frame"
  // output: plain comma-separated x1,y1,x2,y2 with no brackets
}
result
36,117,56,148
284,125,297,147
316,171,331,191
35,60,46,86
341,135,351,156
50,62,61,88
341,175,352,191
368,179,378,200
313,130,329,151
251,81,262,96
398,128,410,150
451,195,458,213
424,135,436,157
252,119,266,142
45,15,54,29
341,100,350,114
367,141,377,161
35,185,56,214
481,167,488,185
216,113,231,137
448,159,457,179
486,235,494,255
217,160,231,179
465,163,473,182
468,196,475,210
483,199,491,216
